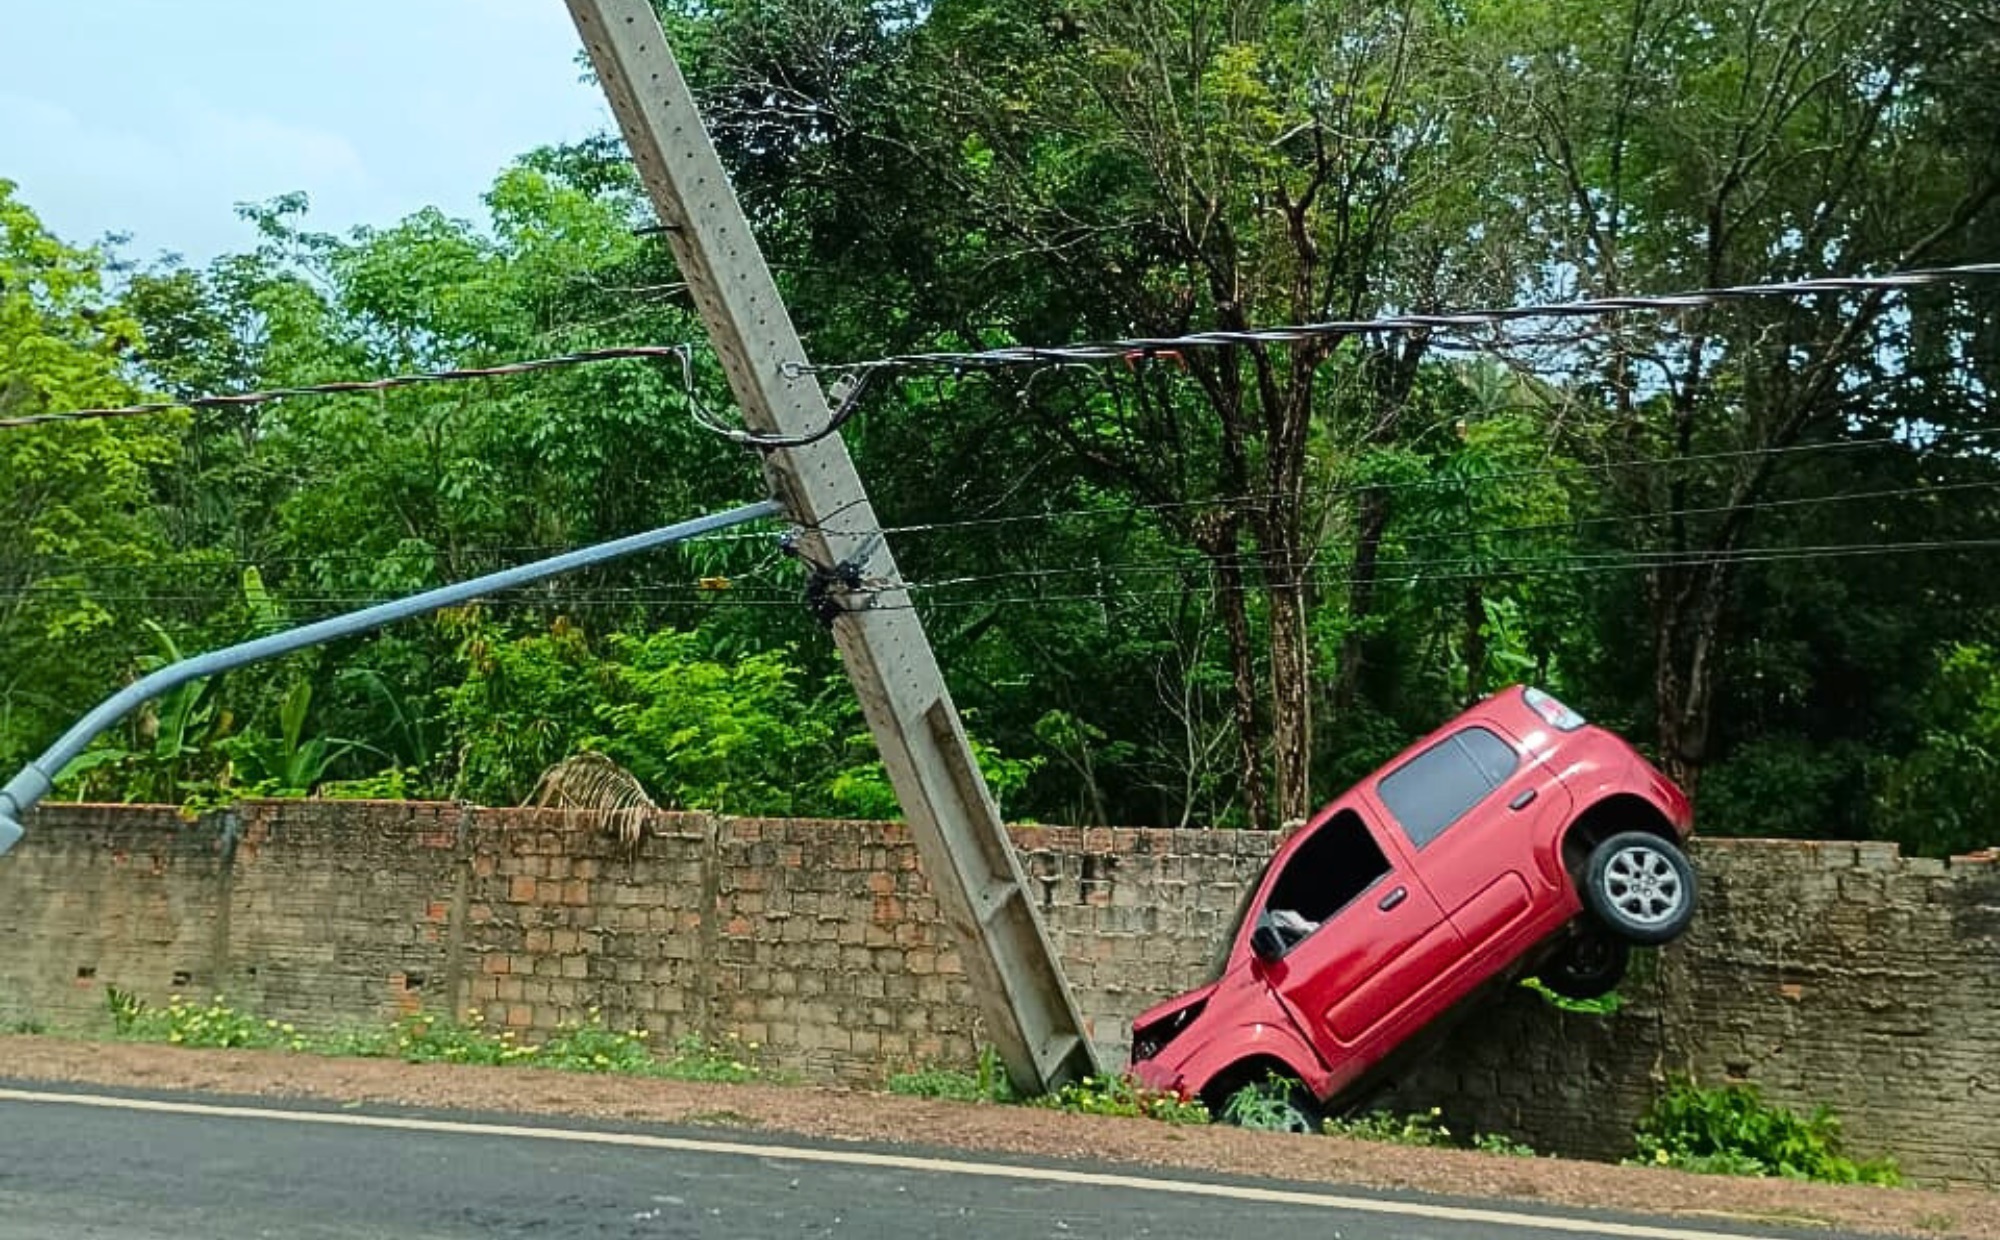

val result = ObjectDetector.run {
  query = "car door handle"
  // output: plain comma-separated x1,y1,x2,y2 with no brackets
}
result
1378,886,1408,911
1509,787,1538,810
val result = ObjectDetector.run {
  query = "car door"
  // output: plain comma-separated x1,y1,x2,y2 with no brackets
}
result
1257,804,1465,1061
1373,722,1573,949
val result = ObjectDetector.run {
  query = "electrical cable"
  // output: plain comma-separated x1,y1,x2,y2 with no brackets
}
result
19,449,2000,587
880,536,2000,610
11,536,1995,622
791,263,2000,374
882,477,2000,592
0,345,697,430
683,366,881,448
852,424,2000,541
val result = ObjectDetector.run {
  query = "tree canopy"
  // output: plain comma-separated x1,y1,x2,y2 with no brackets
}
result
0,0,1996,855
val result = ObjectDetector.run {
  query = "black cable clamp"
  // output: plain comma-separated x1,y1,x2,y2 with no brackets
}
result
781,529,872,628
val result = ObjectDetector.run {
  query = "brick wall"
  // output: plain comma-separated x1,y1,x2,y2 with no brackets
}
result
1,803,1994,1186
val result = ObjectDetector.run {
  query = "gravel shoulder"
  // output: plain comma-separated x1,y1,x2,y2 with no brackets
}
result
1,1034,1991,1239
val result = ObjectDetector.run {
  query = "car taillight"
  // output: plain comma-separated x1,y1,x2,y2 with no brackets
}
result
1524,687,1586,731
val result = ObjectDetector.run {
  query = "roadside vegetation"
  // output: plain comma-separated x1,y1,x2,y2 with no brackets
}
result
103,987,771,1083
1632,1077,1902,1186
5,990,1902,1186
890,1053,1900,1186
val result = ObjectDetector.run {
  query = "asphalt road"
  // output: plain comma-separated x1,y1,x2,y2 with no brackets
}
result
0,1085,1874,1240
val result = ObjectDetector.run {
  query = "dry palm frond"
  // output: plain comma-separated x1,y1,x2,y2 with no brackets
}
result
527,751,657,857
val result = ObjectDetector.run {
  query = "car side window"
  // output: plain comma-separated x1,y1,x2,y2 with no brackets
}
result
1377,726,1521,849
1264,808,1392,930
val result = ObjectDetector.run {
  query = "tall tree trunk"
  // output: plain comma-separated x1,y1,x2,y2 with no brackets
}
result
1463,582,1486,704
1647,561,1730,794
1196,513,1269,831
1334,489,1391,711
1264,548,1313,825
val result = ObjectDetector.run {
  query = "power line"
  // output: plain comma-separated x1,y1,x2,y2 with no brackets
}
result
11,536,1995,622
19,265,1994,434
19,439,1999,587
891,477,2000,592
885,536,2000,609
796,263,2000,374
0,345,696,430
855,424,2000,541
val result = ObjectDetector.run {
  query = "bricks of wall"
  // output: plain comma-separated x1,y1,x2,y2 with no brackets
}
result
1,803,1994,1186
0,805,227,1028
224,800,464,1028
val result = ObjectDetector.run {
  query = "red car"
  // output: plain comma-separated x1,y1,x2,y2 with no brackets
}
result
1127,686,1695,1122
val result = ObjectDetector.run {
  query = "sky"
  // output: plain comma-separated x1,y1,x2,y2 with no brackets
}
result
0,0,614,266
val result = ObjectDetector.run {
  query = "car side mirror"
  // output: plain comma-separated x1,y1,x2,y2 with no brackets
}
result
1251,922,1287,964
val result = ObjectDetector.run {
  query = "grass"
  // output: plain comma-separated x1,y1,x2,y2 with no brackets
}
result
101,988,775,1083
890,1049,1206,1124
887,1046,1018,1104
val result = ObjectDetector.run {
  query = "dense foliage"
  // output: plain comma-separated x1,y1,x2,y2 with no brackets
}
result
1,0,1996,853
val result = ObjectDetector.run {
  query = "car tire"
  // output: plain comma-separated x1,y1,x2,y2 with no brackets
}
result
1583,831,1697,946
1539,929,1629,1000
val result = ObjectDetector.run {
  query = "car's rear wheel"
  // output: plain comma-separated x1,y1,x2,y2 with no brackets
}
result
1539,929,1629,1000
1583,831,1697,945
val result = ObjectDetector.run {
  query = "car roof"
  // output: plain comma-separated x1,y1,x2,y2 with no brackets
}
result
1297,685,1536,832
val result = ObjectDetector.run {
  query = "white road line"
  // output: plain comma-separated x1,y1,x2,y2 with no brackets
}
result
0,1087,1780,1240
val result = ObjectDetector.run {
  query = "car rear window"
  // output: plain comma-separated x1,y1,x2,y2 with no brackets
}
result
1377,726,1520,848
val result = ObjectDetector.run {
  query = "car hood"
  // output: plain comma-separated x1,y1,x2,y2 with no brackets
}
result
1130,980,1220,1033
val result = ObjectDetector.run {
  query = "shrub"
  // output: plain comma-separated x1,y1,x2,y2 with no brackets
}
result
1632,1077,1900,1185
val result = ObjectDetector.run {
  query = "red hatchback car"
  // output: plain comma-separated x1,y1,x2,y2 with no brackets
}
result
1127,686,1695,1120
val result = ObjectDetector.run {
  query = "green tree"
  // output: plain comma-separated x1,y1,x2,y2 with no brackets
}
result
0,181,182,777
1487,0,2000,789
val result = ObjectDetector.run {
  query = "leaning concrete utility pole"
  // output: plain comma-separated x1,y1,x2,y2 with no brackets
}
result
561,0,1100,1091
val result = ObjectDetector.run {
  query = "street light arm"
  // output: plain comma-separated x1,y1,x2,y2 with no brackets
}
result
0,499,782,858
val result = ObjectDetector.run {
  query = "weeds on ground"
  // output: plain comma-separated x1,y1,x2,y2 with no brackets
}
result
1323,1106,1457,1146
1472,1131,1539,1157
1630,1077,1900,1185
652,1030,767,1083
1319,1104,1538,1156
1221,1073,1315,1132
392,1010,538,1065
105,989,773,1083
887,1046,1018,1104
107,988,307,1051
1031,1075,1210,1124
312,1024,396,1058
